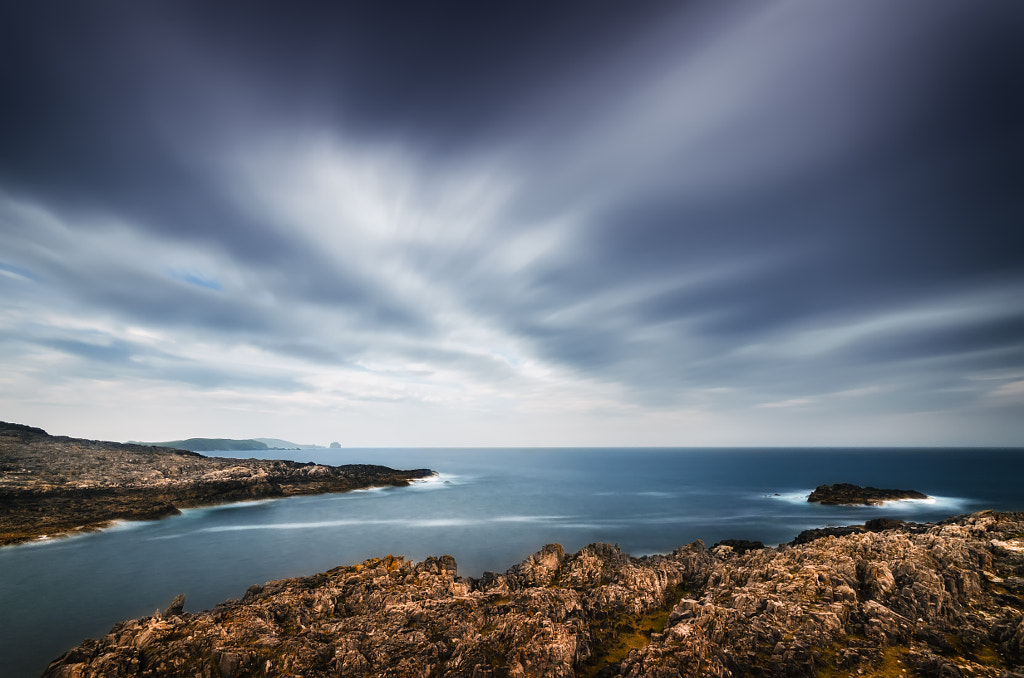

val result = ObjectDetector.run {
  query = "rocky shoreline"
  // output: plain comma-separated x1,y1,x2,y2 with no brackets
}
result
0,422,434,546
808,483,931,506
42,511,1024,678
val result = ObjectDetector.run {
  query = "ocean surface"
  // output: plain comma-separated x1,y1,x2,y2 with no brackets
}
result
2,447,1022,677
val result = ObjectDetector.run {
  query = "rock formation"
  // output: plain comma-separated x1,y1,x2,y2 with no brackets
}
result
42,511,1024,677
808,483,930,505
0,422,433,545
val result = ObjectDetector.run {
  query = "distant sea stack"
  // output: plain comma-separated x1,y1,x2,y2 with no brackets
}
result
808,483,929,506
330,442,342,449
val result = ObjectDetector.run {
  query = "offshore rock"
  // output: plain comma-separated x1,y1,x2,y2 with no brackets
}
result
0,421,433,545
808,482,930,505
43,512,1024,677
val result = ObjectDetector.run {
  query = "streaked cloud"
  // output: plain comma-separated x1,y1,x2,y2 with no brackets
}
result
0,1,1021,445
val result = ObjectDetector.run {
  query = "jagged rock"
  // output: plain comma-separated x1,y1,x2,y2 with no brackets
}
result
790,517,929,545
162,594,185,618
710,539,764,554
42,512,1024,677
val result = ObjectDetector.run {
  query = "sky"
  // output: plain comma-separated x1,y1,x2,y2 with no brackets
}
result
1,1,1022,447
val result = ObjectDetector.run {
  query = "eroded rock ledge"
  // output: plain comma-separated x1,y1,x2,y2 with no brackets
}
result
43,511,1024,678
0,422,433,545
808,482,930,506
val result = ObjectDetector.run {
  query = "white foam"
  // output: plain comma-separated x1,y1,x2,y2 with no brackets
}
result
406,473,466,490
760,490,969,512
872,494,969,512
102,519,148,533
9,518,150,549
197,515,484,533
194,512,599,534
199,519,367,532
491,515,571,524
219,498,279,508
12,534,69,548
762,490,816,505
410,518,476,528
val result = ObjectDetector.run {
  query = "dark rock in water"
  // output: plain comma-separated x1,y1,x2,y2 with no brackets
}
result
807,482,929,505
41,511,1024,678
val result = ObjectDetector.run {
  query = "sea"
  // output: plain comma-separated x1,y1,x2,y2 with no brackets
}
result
2,447,1022,677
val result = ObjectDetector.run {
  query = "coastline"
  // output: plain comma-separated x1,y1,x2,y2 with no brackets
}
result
5,475,443,548
6,441,1024,677
0,421,435,546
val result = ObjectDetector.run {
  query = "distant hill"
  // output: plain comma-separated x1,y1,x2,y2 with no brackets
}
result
131,437,326,452
252,438,326,450
133,438,270,452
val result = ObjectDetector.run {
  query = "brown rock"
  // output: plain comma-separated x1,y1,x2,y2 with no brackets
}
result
0,421,434,545
41,512,1024,677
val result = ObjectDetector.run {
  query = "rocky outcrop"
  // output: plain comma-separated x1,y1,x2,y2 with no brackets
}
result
788,517,929,545
42,512,1024,678
808,482,930,505
0,422,433,545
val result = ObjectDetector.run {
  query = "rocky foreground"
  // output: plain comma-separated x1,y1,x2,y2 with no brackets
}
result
0,422,433,545
43,511,1024,678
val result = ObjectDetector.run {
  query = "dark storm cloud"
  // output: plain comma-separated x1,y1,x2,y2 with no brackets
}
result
1,0,1022,442
453,0,1024,397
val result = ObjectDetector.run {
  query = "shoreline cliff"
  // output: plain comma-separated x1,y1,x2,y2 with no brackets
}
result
0,421,434,546
42,511,1024,678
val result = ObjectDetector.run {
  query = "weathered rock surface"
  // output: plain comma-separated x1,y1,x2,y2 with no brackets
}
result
808,483,930,505
789,518,928,545
0,422,433,545
43,511,1024,677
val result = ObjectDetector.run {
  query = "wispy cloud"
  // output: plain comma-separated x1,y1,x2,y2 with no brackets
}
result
0,1,1021,445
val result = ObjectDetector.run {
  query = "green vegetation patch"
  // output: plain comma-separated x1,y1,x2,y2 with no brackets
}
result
577,584,694,678
816,644,909,678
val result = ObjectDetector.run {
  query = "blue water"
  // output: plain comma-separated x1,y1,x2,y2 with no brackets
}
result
1,447,1022,677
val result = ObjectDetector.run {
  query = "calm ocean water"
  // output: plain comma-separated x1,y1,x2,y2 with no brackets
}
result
2,447,1022,677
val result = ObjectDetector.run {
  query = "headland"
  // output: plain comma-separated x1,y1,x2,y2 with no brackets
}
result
0,421,433,546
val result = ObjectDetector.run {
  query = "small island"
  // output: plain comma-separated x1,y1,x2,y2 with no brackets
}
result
808,482,930,506
0,421,434,546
